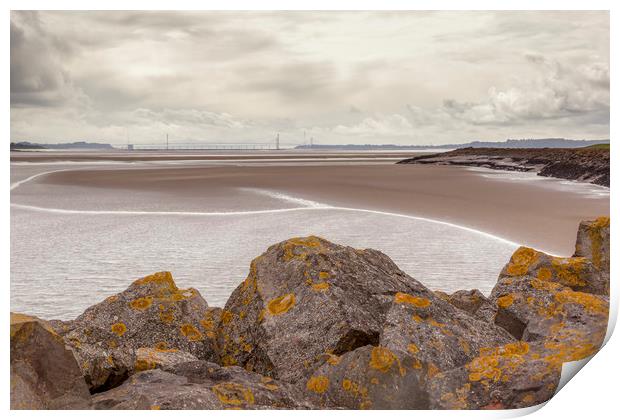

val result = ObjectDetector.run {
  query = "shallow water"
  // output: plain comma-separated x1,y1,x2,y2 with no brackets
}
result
11,160,604,320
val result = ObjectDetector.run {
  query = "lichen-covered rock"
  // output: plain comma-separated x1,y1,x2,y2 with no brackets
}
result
381,291,513,373
574,217,610,295
52,272,221,391
490,247,609,354
499,246,605,295
217,236,431,383
91,361,314,409
428,341,561,409
303,345,429,409
134,347,199,372
435,289,496,323
11,313,90,409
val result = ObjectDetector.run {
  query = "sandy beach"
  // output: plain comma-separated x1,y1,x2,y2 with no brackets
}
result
36,161,609,256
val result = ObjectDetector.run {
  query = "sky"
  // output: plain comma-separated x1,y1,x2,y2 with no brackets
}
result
10,11,610,146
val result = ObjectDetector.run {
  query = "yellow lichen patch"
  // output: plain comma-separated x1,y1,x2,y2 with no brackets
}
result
326,354,341,365
369,346,396,372
221,355,237,366
282,236,324,261
129,296,153,311
551,257,587,288
311,282,330,292
370,377,380,385
553,290,608,315
159,309,175,325
468,341,530,383
110,322,127,337
154,341,178,353
133,271,178,291
530,278,562,292
212,382,255,406
150,405,160,410
221,310,234,325
589,217,609,268
135,357,157,372
537,267,553,282
407,343,419,354
342,378,352,391
427,362,440,378
506,247,539,276
319,271,330,279
440,383,471,409
180,324,204,341
267,293,296,315
306,375,330,394
394,292,431,308
496,294,514,308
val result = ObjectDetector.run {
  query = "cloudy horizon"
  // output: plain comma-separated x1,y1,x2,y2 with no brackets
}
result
10,10,610,146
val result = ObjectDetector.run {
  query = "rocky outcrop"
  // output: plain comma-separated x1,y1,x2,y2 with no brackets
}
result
50,272,221,391
428,341,562,409
10,218,610,410
397,147,610,187
217,236,510,386
91,361,313,409
302,345,428,409
11,313,90,409
574,217,610,294
489,246,609,348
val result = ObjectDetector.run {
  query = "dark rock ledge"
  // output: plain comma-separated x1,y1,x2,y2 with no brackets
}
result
11,217,609,410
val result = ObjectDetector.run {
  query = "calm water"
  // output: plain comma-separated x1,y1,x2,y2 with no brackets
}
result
11,160,579,320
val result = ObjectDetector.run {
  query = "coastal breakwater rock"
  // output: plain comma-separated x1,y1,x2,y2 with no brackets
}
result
49,271,222,392
91,361,314,409
10,313,90,409
10,218,610,410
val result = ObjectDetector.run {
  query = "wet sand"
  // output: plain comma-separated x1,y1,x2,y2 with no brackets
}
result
38,162,609,256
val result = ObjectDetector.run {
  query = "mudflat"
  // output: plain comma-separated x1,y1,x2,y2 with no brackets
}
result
39,161,609,256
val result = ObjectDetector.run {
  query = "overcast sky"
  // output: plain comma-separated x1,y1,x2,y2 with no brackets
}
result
10,11,609,146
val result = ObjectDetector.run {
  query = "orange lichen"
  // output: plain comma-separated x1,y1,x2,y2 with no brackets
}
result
537,267,553,282
129,296,153,311
133,271,177,291
212,382,255,406
110,322,127,337
394,292,431,308
468,342,530,383
267,293,296,315
221,310,233,324
180,324,204,341
553,290,608,315
159,309,175,324
369,346,396,372
407,343,419,354
505,247,538,276
326,354,341,365
311,282,329,291
588,217,609,269
319,271,330,279
342,378,352,390
551,257,587,288
306,375,330,394
496,294,514,308
282,236,324,261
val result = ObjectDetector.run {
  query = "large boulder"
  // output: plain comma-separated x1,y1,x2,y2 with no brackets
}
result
11,313,90,409
51,272,221,391
490,247,609,355
217,236,511,384
91,361,313,409
217,236,423,383
574,217,610,295
302,345,429,409
428,341,561,409
380,291,513,373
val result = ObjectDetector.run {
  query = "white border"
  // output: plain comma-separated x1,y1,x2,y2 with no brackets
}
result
4,2,616,419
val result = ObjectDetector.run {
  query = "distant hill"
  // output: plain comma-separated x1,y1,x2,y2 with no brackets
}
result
11,141,115,150
295,138,610,150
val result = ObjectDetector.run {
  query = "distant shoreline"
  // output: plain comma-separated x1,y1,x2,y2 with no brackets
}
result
397,147,610,187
